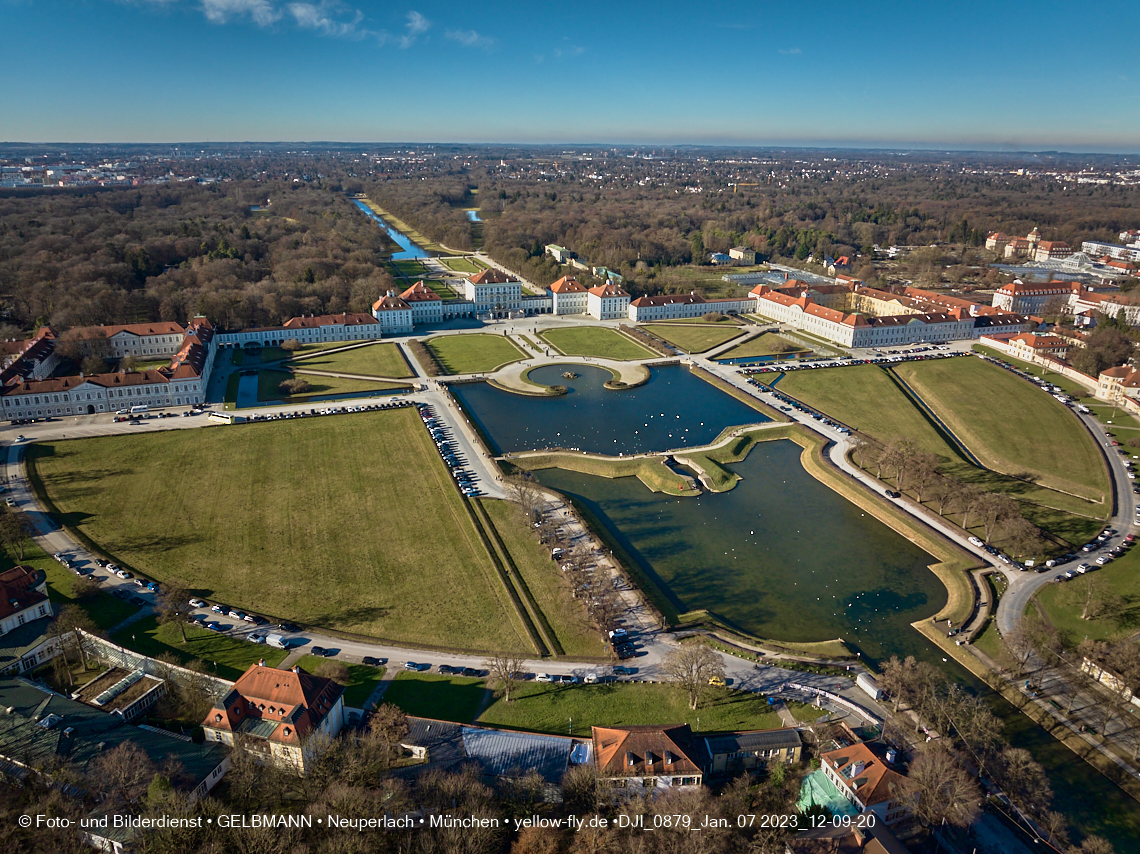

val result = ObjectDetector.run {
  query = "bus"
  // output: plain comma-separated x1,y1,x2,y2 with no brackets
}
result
208,412,246,425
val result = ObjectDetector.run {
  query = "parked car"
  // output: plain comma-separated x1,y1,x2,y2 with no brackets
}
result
279,622,301,633
612,666,635,675
362,656,383,667
536,673,552,683
438,664,456,674
212,604,227,613
312,646,327,656
189,598,206,608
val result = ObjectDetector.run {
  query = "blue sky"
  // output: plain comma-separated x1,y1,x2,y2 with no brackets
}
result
2,0,1139,151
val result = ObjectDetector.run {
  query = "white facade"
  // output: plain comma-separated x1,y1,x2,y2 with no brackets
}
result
2,372,209,420
627,296,752,322
587,285,631,320
464,279,523,316
1082,241,1140,262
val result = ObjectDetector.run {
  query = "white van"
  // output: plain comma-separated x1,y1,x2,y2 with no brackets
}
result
129,404,149,415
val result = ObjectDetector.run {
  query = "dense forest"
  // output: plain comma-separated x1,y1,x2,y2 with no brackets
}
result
2,147,1139,336
0,181,395,335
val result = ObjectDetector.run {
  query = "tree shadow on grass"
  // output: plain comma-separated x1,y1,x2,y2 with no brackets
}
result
384,677,485,722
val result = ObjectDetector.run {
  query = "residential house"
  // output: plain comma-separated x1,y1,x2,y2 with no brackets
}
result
0,567,57,676
201,661,345,775
1095,365,1140,403
1006,332,1070,361
545,244,577,264
703,728,802,778
729,247,757,264
591,724,706,793
819,741,910,825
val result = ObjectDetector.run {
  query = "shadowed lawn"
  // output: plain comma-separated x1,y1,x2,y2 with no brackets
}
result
291,655,386,707
717,333,809,359
26,411,535,653
286,342,414,378
111,615,288,681
383,671,488,722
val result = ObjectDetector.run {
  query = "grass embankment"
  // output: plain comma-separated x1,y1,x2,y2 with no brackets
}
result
290,656,386,707
538,327,656,361
111,616,288,681
479,500,605,659
676,425,800,492
509,452,698,497
895,358,1110,502
779,363,1108,547
972,573,1008,660
639,324,744,354
717,333,810,360
256,369,408,403
285,342,415,379
26,411,542,653
1035,545,1140,643
426,334,524,374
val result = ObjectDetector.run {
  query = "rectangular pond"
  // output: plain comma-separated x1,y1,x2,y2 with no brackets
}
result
536,439,946,662
451,364,769,455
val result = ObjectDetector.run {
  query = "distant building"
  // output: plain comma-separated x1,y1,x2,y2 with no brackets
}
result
1082,240,1140,262
702,728,801,778
0,567,56,676
1006,332,1070,361
709,253,733,266
67,321,189,361
986,231,1010,253
627,293,752,322
729,247,757,264
546,244,578,264
201,661,345,775
1033,240,1073,262
398,282,444,325
990,281,1081,314
1096,365,1140,403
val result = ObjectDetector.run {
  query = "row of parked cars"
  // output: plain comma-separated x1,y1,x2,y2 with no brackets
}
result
249,399,413,423
741,348,962,375
400,660,637,680
417,403,482,498
743,382,852,435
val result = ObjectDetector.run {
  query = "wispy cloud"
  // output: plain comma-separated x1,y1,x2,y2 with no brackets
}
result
446,28,493,49
778,47,801,55
399,10,429,47
287,1,365,38
553,45,585,59
200,0,281,26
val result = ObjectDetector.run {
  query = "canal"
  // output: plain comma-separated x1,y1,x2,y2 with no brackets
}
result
352,199,429,260
455,364,1140,848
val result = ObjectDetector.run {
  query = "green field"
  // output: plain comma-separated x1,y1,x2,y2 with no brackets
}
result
111,615,288,681
779,362,1109,547
26,411,539,653
291,656,386,707
384,671,488,722
480,500,605,658
539,327,655,361
896,358,1109,502
259,341,362,362
426,334,524,374
255,369,407,402
441,257,482,274
382,673,825,736
287,343,414,379
640,324,744,353
717,333,809,360
1035,547,1140,643
479,682,826,738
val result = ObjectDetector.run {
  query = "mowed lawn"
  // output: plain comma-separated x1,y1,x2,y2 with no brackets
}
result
259,342,355,362
426,334,524,374
27,411,534,653
478,682,826,738
539,327,655,360
640,324,743,353
717,333,808,360
288,342,414,378
256,369,407,402
896,358,1109,502
778,363,1107,545
290,655,386,707
384,672,488,722
1035,546,1140,643
111,616,289,681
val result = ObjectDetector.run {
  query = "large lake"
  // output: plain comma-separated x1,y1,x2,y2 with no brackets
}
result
451,364,768,455
537,440,945,660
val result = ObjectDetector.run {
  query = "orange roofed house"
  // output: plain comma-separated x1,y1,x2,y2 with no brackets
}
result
202,661,345,775
819,741,910,825
592,724,706,794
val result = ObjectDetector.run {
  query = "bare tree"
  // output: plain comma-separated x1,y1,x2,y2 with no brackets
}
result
907,452,942,503
663,641,725,711
0,508,36,560
484,653,526,702
957,484,986,532
900,743,980,828
154,580,193,644
1070,836,1116,854
314,659,350,685
505,473,545,520
49,605,98,670
977,493,1019,543
86,742,158,804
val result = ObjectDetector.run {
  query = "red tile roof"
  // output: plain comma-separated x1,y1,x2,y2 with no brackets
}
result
821,741,906,808
399,282,442,302
468,268,518,285
283,313,379,328
0,566,48,621
592,724,704,778
589,283,630,298
629,293,704,307
548,276,587,294
203,663,343,745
